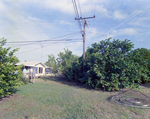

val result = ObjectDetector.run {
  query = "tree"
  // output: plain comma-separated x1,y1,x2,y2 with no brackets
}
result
57,49,79,78
65,38,149,91
136,48,150,60
84,38,149,90
128,48,150,83
0,37,23,98
135,48,150,71
45,54,58,73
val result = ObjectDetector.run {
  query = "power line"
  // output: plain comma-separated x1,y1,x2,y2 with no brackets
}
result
77,0,82,17
14,32,82,54
72,0,80,19
27,40,82,61
15,40,82,55
86,11,142,39
72,0,83,35
107,11,141,35
5,39,81,46
4,31,81,48
6,31,80,44
6,39,74,44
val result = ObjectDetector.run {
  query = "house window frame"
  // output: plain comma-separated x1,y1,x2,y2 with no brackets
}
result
39,67,43,74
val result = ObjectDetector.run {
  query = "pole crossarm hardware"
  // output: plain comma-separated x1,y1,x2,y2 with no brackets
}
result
75,15,95,20
75,15,95,72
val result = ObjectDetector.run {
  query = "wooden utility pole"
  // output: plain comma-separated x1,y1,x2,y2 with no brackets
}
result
40,44,43,62
75,16,95,72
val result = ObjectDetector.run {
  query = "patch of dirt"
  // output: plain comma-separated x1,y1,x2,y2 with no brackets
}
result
0,94,21,104
111,90,150,108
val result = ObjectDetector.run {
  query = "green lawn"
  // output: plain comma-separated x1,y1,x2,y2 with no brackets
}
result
0,76,150,119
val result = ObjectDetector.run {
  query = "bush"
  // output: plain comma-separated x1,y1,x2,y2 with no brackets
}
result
0,37,23,98
57,49,79,78
20,76,29,84
65,38,149,91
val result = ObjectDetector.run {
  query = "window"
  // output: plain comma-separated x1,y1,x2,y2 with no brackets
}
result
45,68,51,74
39,67,43,73
35,67,38,74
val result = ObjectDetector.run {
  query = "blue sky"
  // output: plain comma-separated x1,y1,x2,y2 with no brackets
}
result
0,0,150,63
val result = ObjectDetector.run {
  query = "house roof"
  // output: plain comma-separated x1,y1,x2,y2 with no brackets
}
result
16,61,48,67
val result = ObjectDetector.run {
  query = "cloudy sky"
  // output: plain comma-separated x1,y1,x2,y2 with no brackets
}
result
0,0,150,63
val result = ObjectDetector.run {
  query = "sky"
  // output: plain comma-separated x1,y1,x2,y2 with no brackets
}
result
0,0,150,63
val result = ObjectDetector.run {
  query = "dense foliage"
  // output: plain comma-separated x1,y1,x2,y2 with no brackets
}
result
60,38,149,91
45,38,149,91
133,48,150,71
0,38,23,98
45,54,58,73
45,49,79,76
128,48,150,83
56,49,79,77
85,39,149,90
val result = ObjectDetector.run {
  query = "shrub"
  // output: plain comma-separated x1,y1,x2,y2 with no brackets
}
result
0,37,23,98
65,38,149,91
85,38,149,90
57,49,79,78
20,76,29,84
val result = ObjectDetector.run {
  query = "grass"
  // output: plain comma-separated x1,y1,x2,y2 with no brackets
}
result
0,76,150,119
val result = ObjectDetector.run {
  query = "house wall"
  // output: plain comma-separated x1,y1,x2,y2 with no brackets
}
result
18,62,51,77
35,63,46,77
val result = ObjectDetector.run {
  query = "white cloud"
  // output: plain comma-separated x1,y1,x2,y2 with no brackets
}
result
128,16,150,27
8,0,109,16
85,27,107,46
113,28,137,36
43,0,74,14
59,20,72,25
113,10,127,20
42,0,108,16
86,27,99,39
82,4,108,15
0,2,5,11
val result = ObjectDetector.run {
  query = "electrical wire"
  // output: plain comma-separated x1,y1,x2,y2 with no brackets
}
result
13,32,82,54
72,0,83,35
5,39,81,47
6,39,78,44
15,40,82,55
6,31,80,44
27,40,82,61
4,31,81,48
106,11,141,35
77,0,82,17
86,11,142,39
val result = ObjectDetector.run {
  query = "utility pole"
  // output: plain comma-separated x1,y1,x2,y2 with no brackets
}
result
75,16,95,72
40,44,43,62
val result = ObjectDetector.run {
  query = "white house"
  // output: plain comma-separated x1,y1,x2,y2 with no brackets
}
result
16,61,51,77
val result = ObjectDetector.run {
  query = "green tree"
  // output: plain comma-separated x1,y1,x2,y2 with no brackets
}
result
45,54,58,73
135,48,150,70
65,38,149,91
136,48,150,61
57,49,79,78
128,48,150,83
84,38,149,90
0,37,23,98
